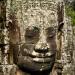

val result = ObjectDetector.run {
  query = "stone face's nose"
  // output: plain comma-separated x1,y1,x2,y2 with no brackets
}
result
35,30,49,53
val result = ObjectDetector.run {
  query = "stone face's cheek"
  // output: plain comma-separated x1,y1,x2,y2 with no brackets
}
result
45,30,57,58
20,44,35,56
46,27,57,50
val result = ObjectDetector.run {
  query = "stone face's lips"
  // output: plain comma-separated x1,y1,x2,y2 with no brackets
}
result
23,49,56,58
18,55,55,63
32,57,54,63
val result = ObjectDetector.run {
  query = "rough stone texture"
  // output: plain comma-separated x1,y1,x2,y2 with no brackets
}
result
72,26,75,75
61,17,74,75
0,0,75,75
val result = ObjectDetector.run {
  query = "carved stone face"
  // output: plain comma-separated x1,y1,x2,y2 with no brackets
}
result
17,9,57,72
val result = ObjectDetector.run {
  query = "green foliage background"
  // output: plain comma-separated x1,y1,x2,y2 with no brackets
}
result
65,1,75,26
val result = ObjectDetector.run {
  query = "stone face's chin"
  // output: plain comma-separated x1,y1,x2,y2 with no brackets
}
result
17,55,55,72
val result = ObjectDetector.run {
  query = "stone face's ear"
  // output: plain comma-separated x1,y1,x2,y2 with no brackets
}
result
7,13,21,64
56,2,64,61
8,13,21,44
57,2,64,32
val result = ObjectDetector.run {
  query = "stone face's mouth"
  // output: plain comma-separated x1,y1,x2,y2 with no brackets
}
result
23,48,56,57
20,48,56,63
18,48,56,72
31,51,55,63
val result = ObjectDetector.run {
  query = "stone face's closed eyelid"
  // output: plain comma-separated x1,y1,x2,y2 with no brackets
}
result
45,27,56,40
25,26,40,44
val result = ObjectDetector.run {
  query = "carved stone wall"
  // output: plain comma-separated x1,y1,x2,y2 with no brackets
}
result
0,0,74,75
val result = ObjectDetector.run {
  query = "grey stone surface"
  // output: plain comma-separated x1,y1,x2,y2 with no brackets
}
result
0,0,75,75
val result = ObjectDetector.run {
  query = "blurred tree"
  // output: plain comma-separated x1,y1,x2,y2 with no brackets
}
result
71,0,75,10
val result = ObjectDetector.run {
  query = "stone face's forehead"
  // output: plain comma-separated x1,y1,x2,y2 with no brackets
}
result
23,9,58,29
21,0,58,29
13,0,59,30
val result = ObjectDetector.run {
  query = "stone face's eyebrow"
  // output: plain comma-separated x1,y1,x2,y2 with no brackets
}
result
26,26,40,31
46,27,55,32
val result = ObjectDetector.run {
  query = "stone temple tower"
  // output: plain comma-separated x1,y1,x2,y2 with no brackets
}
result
0,0,74,75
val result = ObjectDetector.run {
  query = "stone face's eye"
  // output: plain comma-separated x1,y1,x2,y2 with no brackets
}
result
46,27,56,40
25,27,40,44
